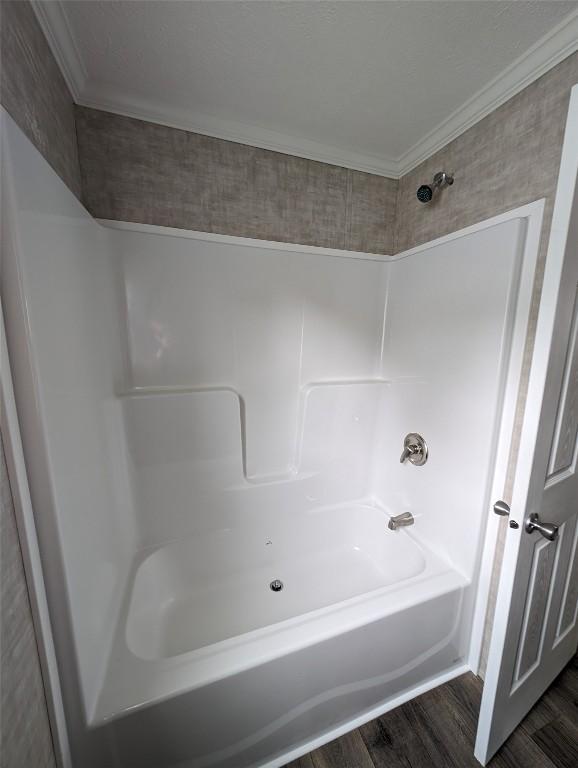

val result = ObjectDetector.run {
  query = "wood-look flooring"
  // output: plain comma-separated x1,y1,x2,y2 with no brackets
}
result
284,654,578,768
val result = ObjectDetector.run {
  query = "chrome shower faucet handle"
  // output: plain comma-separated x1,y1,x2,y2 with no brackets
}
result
400,433,428,466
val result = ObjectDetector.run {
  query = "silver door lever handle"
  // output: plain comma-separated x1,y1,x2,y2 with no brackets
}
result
525,513,559,542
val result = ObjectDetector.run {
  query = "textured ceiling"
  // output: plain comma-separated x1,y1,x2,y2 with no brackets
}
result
61,1,578,172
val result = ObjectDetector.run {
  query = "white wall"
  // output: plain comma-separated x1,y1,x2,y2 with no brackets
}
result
114,226,392,546
113,216,529,587
374,219,526,579
1,111,137,728
118,228,389,480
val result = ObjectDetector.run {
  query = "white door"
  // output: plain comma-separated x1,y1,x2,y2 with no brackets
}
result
475,85,578,764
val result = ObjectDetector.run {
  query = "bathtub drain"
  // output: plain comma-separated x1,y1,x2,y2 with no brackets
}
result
270,579,283,592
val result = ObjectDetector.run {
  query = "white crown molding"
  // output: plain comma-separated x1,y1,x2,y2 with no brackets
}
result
396,9,578,176
36,2,578,179
31,0,87,100
77,85,400,177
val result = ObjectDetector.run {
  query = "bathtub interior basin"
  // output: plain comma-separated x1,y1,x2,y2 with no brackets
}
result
126,503,427,660
93,500,466,725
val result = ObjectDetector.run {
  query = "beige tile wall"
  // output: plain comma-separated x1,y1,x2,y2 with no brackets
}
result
75,54,578,257
395,52,578,256
0,0,397,255
75,106,397,254
0,1,81,197
0,436,56,768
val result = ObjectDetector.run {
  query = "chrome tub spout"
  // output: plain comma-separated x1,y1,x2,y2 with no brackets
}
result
388,512,414,531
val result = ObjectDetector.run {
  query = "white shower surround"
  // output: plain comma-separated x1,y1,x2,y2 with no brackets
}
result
1,111,543,768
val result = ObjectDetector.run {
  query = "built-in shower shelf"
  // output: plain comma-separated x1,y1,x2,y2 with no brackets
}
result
118,379,391,485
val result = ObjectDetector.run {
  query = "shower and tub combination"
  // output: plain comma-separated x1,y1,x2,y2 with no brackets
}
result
1,111,543,768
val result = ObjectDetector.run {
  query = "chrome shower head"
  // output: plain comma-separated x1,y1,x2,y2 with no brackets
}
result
416,171,454,204
417,184,434,203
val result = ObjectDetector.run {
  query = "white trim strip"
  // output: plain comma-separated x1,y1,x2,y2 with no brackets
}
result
465,199,545,676
394,200,546,259
0,302,72,768
100,200,546,265
97,219,392,262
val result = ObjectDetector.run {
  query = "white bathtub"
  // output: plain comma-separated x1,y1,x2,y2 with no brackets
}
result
93,502,467,767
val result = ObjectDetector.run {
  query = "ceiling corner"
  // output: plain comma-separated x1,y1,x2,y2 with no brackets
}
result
396,8,578,176
31,0,88,100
